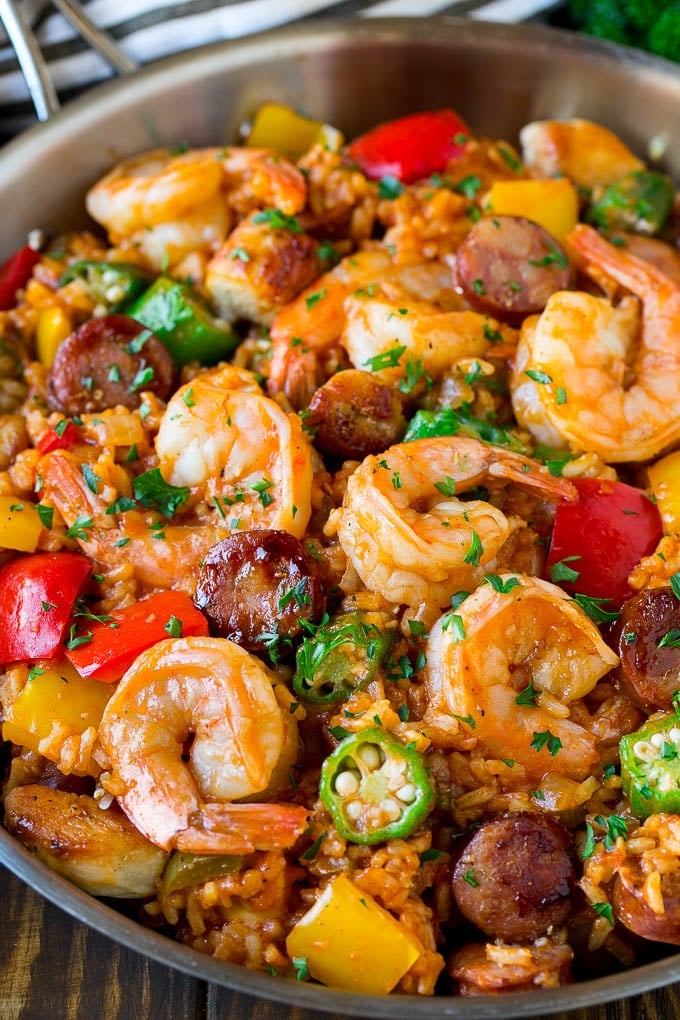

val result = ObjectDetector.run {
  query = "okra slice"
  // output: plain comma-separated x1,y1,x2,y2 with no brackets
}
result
320,727,434,844
620,713,680,818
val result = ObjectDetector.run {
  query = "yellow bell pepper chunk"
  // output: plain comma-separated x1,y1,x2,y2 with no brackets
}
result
245,102,343,160
648,450,680,535
36,305,73,369
285,873,421,994
2,660,111,757
0,496,43,552
486,178,579,241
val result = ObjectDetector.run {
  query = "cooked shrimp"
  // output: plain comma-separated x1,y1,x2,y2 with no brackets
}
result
98,637,309,853
511,224,680,462
342,293,516,385
40,367,313,591
424,574,619,782
520,119,644,190
267,248,463,407
156,366,313,536
86,146,306,271
219,146,306,217
326,436,575,609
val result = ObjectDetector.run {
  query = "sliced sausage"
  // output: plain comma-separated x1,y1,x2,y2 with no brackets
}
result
612,858,680,944
455,215,571,324
48,313,175,415
452,814,574,943
193,530,324,652
612,587,680,711
307,369,406,459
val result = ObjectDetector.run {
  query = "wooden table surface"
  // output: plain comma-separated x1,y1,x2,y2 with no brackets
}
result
2,863,680,1020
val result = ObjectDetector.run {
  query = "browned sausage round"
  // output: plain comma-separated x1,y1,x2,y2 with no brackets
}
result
455,215,571,323
307,369,406,459
612,587,680,711
452,814,574,942
612,858,680,944
193,530,324,652
48,314,175,415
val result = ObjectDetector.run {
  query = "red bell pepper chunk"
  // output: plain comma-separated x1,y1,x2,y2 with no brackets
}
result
545,477,663,609
345,109,470,184
36,421,80,454
65,590,210,683
0,552,92,664
0,245,41,311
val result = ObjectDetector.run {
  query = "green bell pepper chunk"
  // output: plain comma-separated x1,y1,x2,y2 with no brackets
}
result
292,610,395,704
404,406,529,454
620,712,680,818
162,851,245,894
58,260,152,310
587,170,675,236
127,276,239,365
320,727,434,845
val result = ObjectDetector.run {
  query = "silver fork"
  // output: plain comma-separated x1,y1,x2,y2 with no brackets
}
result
0,0,138,121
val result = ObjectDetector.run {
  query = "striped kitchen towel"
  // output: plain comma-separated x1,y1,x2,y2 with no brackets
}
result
0,0,563,138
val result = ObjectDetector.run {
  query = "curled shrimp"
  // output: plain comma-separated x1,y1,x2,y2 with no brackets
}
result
424,573,619,782
342,293,516,385
156,366,313,536
40,367,313,591
98,637,309,853
86,146,306,270
267,249,461,408
511,224,680,462
519,119,643,190
326,436,575,610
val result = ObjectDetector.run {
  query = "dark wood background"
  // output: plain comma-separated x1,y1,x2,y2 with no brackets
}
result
3,864,680,1020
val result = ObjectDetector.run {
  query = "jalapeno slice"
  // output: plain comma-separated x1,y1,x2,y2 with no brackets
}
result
127,276,239,365
58,260,152,310
292,611,395,704
319,728,434,844
587,170,674,236
161,851,245,894
620,713,680,818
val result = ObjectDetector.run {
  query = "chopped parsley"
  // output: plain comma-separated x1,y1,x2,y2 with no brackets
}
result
364,344,406,372
133,469,190,519
164,615,183,638
531,730,563,756
550,556,581,583
252,208,302,233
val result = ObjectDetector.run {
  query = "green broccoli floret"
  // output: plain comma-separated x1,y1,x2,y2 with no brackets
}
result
648,2,680,61
568,0,592,27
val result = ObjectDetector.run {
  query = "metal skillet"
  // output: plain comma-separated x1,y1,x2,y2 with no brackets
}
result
1,14,680,1016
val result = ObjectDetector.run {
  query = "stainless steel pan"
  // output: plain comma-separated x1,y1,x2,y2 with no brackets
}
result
1,16,680,1015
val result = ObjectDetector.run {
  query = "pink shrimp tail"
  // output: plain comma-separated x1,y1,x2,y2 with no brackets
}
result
175,802,310,854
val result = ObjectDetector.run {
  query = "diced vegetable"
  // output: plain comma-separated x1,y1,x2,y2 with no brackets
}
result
346,109,470,184
292,611,395,704
36,306,73,368
1,659,111,756
545,477,663,608
59,260,152,311
127,277,239,365
0,244,40,310
620,713,680,818
0,497,43,552
245,102,343,159
161,851,245,894
486,178,579,241
319,727,434,844
587,170,675,236
65,590,209,683
285,873,421,993
36,420,80,454
0,552,92,665
648,450,680,534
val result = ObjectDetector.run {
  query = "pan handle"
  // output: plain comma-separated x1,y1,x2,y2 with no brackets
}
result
0,0,138,123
